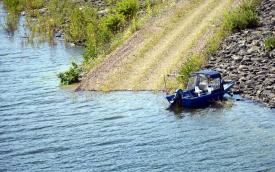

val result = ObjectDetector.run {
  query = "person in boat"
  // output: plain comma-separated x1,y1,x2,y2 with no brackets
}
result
189,73,222,96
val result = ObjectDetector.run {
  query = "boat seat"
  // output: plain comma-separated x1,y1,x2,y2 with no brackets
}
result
199,83,208,92
195,86,203,96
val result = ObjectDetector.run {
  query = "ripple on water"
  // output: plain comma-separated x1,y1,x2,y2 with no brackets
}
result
0,5,275,171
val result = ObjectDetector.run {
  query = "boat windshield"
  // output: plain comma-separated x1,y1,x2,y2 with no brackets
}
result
197,74,208,91
209,78,221,90
187,76,196,90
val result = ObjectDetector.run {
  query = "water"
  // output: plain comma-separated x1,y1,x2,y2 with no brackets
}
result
1,5,275,172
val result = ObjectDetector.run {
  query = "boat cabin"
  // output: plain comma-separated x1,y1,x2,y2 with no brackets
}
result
166,69,234,108
187,70,223,96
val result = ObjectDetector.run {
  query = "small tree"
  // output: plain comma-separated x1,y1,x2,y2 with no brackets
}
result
115,0,139,20
100,13,125,34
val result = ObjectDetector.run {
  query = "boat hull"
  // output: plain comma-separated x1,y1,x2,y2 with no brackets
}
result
166,80,234,108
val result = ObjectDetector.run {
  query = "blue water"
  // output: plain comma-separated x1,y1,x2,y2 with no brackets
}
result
0,4,275,172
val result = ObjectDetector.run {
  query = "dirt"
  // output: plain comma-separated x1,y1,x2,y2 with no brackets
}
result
78,0,237,91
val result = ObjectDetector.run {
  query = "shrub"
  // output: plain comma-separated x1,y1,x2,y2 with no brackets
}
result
115,0,139,19
100,13,125,33
223,0,259,32
3,0,45,14
25,0,45,10
83,23,98,62
3,0,24,14
264,37,275,51
67,7,97,43
178,55,203,84
130,17,141,33
97,24,112,45
58,62,82,85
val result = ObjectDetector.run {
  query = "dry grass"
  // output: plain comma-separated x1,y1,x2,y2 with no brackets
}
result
80,0,237,91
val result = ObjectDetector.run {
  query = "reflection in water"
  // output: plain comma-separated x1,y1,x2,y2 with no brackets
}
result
168,97,235,118
0,4,59,47
2,13,19,36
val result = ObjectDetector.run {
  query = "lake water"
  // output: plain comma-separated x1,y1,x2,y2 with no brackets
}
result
0,4,275,172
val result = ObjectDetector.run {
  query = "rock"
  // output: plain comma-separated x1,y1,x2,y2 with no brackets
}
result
242,56,251,62
232,55,242,61
55,31,62,38
21,11,26,16
252,40,260,46
69,43,75,47
247,46,260,54
38,8,47,14
97,9,109,17
238,65,249,71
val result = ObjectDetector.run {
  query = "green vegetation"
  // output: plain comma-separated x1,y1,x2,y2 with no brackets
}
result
178,55,203,84
2,0,149,85
100,13,125,34
3,0,45,13
115,0,139,19
178,0,261,86
3,14,19,35
264,36,275,50
3,0,24,14
58,62,83,85
223,0,260,32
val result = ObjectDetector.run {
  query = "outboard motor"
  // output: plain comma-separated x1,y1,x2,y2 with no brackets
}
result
170,89,183,107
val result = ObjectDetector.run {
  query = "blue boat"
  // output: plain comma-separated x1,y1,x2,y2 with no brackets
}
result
166,70,235,108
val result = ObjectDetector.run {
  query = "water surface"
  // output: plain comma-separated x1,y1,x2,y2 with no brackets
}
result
0,4,275,172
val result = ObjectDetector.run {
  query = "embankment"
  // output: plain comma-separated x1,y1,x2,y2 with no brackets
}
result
206,0,274,107
78,0,237,91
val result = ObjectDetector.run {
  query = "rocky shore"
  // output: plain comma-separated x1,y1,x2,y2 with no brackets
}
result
206,0,274,108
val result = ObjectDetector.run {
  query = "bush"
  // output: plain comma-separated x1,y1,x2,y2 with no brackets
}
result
83,23,98,62
3,0,45,14
115,0,139,19
25,0,45,10
58,62,82,85
3,0,24,14
264,37,275,51
67,7,97,43
178,55,203,84
100,13,125,33
223,0,259,32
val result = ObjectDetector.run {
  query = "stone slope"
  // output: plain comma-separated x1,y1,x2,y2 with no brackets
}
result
207,0,275,107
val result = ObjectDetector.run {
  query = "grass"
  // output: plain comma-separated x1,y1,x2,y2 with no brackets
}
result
100,0,208,89
135,0,232,90
2,0,190,86
223,0,260,32
2,14,19,35
2,0,150,85
3,0,45,14
264,36,275,51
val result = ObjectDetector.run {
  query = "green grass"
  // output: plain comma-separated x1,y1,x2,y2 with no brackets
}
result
3,0,45,14
52,0,159,85
264,36,275,50
178,54,203,84
223,0,260,32
2,0,193,85
115,0,139,20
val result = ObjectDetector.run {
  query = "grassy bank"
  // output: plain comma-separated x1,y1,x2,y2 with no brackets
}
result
178,0,261,86
2,0,171,85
